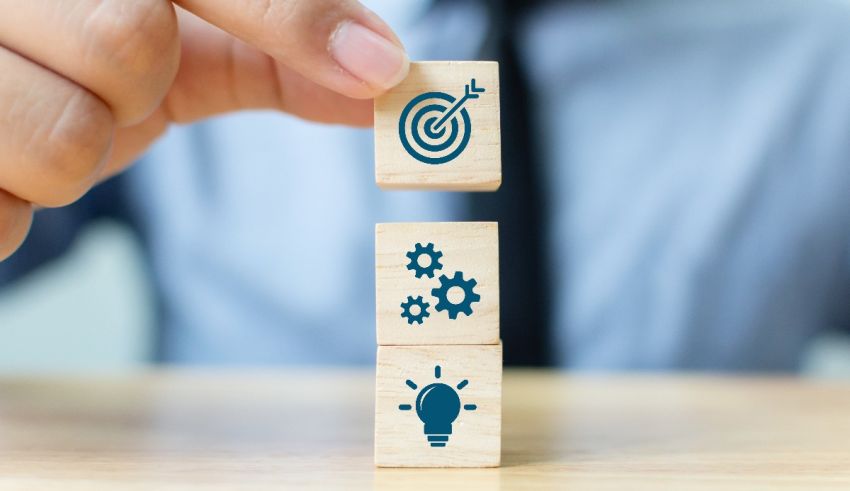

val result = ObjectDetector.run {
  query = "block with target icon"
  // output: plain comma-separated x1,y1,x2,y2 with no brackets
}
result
374,61,501,191
375,222,499,346
374,343,502,467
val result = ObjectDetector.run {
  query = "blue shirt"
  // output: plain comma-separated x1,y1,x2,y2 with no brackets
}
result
4,0,850,370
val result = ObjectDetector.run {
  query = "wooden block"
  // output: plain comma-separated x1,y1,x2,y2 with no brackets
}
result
376,222,499,346
374,61,501,191
375,343,502,467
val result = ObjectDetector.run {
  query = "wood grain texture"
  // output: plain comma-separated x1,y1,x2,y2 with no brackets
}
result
375,222,499,346
374,61,501,191
375,344,502,468
0,370,849,489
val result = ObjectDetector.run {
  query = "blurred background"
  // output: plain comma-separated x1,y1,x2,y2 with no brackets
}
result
0,222,154,372
0,227,850,378
1,225,848,375
2,0,850,376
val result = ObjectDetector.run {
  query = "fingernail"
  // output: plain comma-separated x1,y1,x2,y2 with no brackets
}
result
330,21,409,90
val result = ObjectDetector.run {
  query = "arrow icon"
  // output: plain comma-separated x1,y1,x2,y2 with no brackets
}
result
430,79,486,133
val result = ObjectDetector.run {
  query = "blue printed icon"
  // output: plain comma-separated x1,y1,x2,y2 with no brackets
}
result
400,243,480,325
405,242,443,278
398,79,486,165
398,365,478,447
431,271,481,320
400,295,430,325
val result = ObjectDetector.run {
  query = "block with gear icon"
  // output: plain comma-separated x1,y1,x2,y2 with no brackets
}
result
375,222,499,345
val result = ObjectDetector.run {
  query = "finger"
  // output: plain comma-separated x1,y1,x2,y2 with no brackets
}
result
101,12,374,177
0,0,180,125
166,10,374,125
175,0,409,99
0,190,33,261
103,109,169,179
103,61,374,177
0,46,114,207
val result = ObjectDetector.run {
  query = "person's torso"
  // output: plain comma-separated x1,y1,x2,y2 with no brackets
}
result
128,0,850,369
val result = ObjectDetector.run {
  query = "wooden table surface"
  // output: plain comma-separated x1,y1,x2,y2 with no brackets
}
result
0,370,848,490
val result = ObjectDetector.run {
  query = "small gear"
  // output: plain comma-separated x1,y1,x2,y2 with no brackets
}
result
400,295,431,325
431,271,481,320
405,243,444,279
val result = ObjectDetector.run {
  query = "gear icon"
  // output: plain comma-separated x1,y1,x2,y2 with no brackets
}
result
405,243,444,279
431,271,481,320
400,295,431,325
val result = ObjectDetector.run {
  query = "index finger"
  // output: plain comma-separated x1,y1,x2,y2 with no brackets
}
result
174,0,409,99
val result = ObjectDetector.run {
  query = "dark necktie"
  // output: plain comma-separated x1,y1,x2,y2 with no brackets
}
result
468,0,553,366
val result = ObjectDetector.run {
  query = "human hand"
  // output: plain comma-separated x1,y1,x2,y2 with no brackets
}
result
0,0,409,259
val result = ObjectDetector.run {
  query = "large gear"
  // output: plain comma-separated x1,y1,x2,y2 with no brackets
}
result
400,295,431,325
431,271,481,320
405,242,444,279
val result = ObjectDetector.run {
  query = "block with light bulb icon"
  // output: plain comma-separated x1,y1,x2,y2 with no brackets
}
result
375,222,499,346
374,343,502,467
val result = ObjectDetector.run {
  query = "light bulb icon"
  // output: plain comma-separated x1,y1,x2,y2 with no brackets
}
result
398,365,477,447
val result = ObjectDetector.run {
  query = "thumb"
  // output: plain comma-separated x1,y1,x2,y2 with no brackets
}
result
174,0,410,99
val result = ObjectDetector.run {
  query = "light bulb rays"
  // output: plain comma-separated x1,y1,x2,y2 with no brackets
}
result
397,365,478,448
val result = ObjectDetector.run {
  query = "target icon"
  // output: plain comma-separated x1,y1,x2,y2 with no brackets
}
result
398,79,486,165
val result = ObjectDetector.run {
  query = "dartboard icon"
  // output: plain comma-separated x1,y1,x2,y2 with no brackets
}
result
398,79,485,165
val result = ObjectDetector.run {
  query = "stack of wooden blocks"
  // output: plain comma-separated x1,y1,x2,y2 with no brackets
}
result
372,61,503,468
